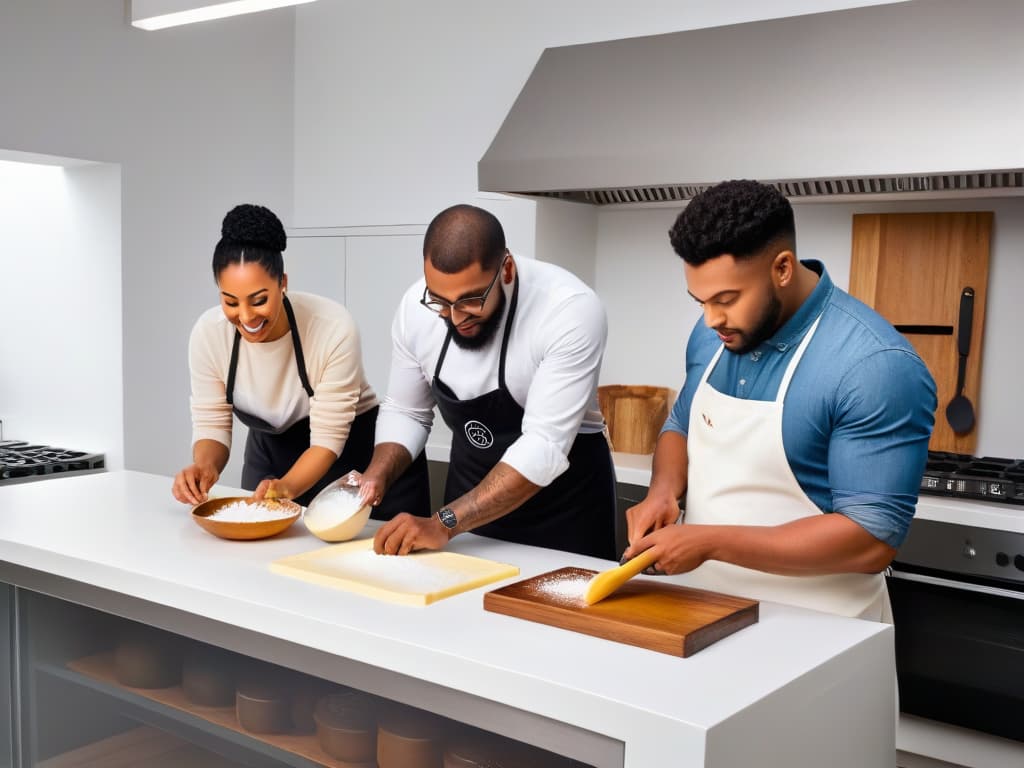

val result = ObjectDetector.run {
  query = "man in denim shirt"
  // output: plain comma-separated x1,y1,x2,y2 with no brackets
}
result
623,180,935,620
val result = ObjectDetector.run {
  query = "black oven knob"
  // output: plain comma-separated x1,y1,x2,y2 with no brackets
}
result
1015,554,1024,572
996,552,1010,567
962,543,976,559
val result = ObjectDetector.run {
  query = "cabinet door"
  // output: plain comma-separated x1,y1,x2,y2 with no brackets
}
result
1,586,11,768
345,235,424,397
284,235,347,303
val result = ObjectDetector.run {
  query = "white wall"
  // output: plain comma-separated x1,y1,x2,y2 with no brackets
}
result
0,0,295,485
0,160,123,467
595,198,1024,458
293,0,900,232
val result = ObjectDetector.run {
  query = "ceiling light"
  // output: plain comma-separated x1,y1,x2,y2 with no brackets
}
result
131,0,318,31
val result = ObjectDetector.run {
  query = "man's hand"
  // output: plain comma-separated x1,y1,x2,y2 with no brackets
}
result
625,492,682,547
622,524,711,575
373,512,449,555
172,463,220,505
342,469,384,508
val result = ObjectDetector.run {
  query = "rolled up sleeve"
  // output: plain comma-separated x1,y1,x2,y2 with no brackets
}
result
829,348,937,547
501,292,607,487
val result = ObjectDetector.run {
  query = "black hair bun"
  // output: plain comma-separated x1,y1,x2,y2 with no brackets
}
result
221,204,287,252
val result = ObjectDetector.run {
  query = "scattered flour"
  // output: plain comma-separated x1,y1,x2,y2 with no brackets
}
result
531,571,593,605
206,500,295,523
313,550,473,593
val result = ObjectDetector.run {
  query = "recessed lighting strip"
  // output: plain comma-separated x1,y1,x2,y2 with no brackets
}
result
131,0,318,32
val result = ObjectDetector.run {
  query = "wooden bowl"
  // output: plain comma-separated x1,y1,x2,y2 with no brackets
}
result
191,496,302,541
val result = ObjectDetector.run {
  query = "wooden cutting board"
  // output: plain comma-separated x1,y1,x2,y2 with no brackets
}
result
484,567,758,657
271,538,519,606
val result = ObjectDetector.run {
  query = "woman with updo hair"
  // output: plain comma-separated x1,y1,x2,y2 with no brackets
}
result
172,203,430,513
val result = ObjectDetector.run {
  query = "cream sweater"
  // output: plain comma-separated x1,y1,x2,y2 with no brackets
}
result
189,292,378,456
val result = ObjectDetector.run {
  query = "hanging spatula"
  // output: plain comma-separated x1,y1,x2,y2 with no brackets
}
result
583,549,659,606
945,287,976,435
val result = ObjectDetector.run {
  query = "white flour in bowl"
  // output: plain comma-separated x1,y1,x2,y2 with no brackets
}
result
207,500,295,522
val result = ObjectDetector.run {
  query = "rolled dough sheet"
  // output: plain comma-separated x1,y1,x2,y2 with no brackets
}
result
270,538,520,606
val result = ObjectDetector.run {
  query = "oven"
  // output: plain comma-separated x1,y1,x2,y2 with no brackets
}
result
888,517,1024,743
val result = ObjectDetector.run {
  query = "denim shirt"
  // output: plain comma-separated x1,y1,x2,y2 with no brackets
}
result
664,260,936,547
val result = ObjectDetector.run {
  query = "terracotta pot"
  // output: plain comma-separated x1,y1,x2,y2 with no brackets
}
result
236,678,291,734
314,690,378,762
377,706,445,768
113,625,181,689
182,642,237,707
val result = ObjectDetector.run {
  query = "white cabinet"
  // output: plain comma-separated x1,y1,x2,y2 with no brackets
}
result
287,227,425,399
344,234,423,396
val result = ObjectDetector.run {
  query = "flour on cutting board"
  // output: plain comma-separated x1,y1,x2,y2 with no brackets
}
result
531,570,592,605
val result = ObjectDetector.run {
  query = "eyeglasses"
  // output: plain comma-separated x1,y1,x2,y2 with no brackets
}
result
419,253,508,317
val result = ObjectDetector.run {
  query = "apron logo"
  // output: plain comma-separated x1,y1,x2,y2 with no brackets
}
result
464,420,494,449
701,412,714,428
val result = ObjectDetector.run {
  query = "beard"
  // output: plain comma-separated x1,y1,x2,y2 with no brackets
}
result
729,291,783,355
446,289,507,350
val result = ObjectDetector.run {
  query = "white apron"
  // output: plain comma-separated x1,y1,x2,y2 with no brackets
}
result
683,317,890,621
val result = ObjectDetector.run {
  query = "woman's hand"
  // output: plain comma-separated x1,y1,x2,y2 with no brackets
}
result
172,463,220,505
252,477,293,501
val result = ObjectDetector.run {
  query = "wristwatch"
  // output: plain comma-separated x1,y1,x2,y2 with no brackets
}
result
436,506,458,530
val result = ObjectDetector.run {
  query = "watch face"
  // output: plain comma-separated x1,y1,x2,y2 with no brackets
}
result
438,506,458,529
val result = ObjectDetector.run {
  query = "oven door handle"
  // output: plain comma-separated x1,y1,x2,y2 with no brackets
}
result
889,568,1024,601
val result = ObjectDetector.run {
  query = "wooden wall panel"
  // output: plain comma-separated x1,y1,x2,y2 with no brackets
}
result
849,212,991,454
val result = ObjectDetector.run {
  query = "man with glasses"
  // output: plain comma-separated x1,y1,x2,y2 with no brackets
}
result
352,204,617,560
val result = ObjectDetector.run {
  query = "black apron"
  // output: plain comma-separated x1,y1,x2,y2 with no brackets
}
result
431,277,616,560
227,295,430,515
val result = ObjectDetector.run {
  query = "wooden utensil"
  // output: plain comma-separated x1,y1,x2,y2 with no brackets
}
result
583,549,659,605
484,567,758,657
945,287,976,435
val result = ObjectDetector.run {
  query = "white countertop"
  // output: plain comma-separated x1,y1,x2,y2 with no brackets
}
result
0,471,895,767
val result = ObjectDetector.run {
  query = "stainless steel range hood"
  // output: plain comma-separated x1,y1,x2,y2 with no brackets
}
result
479,0,1024,205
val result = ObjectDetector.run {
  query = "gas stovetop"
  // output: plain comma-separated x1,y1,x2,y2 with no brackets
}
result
0,440,106,483
920,451,1024,505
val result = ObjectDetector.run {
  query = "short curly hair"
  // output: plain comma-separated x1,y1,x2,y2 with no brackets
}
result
212,203,286,282
668,180,795,266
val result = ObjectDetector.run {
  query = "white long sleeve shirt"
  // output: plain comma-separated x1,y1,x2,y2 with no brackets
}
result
375,257,608,487
189,292,378,456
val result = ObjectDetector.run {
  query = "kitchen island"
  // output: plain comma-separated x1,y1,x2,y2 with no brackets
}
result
0,471,895,767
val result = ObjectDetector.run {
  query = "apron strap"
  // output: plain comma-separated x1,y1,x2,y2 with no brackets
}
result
497,274,519,392
225,294,312,404
774,314,822,403
282,295,314,397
